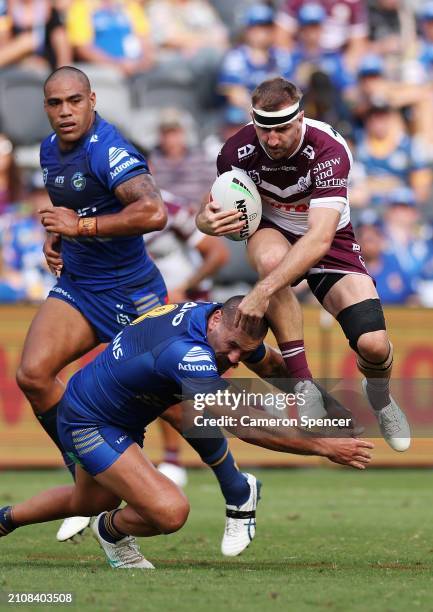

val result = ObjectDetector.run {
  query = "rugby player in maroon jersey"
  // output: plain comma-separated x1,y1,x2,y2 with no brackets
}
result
197,77,410,452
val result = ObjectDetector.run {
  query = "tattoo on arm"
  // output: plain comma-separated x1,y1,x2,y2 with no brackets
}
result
114,173,163,207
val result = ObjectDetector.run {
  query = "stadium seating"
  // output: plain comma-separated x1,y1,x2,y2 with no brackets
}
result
74,64,132,134
0,68,51,145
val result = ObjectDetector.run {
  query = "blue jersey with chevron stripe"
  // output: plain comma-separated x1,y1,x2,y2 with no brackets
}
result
40,113,157,291
63,301,265,432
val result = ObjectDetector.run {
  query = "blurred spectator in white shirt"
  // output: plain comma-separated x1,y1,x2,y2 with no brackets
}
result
150,108,216,208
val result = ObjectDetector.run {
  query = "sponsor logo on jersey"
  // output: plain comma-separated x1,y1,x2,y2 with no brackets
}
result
352,243,361,252
178,362,217,372
316,178,347,188
71,172,86,191
43,167,48,185
109,157,140,180
179,345,217,372
301,145,315,159
312,157,341,176
108,146,130,168
55,175,65,185
238,144,255,160
182,346,213,363
261,165,297,172
132,303,178,325
115,435,127,444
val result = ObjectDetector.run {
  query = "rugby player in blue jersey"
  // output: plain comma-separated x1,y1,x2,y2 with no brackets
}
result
1,298,373,568
15,66,262,555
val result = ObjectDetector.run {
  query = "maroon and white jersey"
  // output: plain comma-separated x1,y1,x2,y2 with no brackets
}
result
143,190,204,291
217,118,353,236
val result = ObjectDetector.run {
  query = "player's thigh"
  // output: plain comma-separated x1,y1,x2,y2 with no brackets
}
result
19,297,98,378
72,465,121,515
321,273,379,318
94,443,188,520
247,228,291,278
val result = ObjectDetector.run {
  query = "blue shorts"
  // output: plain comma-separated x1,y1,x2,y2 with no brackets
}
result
48,268,168,342
57,398,144,476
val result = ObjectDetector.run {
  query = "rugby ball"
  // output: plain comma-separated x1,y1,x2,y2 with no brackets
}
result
211,169,262,241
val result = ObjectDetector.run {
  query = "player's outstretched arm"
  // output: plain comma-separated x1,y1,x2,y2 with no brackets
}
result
39,174,167,237
196,193,245,236
184,399,373,470
234,208,341,329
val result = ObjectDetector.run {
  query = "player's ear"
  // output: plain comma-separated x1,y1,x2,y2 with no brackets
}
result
208,309,222,332
90,91,96,109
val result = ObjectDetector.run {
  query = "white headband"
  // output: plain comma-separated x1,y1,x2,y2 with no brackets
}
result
252,102,300,128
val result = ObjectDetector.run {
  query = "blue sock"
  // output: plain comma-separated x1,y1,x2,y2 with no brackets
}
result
37,404,76,478
98,510,126,543
0,506,16,537
191,438,250,506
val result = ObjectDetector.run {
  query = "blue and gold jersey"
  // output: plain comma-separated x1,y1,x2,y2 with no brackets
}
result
63,301,266,432
40,113,156,290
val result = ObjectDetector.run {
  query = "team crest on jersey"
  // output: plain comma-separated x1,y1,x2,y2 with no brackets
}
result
42,167,48,185
71,172,86,191
131,303,178,325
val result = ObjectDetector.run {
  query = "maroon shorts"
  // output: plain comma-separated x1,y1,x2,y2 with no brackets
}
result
256,218,371,301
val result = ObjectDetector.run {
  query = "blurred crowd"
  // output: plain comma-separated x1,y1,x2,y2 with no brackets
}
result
1,0,433,306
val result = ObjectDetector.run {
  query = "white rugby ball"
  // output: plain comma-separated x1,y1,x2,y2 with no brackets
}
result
211,169,262,241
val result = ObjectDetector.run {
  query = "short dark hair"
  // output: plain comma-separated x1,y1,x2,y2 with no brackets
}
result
252,77,302,111
221,296,269,340
44,66,91,95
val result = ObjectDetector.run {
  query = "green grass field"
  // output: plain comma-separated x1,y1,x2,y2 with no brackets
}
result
1,468,433,612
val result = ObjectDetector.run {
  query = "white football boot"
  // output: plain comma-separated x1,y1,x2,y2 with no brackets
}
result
92,513,154,569
362,379,411,452
56,516,91,542
157,462,188,488
221,473,261,557
294,379,328,420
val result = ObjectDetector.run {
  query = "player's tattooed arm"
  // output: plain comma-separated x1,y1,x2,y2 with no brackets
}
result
39,174,167,238
93,173,167,236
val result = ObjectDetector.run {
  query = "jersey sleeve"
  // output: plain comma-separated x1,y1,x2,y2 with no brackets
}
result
89,131,150,192
309,137,352,214
216,143,234,176
156,340,229,398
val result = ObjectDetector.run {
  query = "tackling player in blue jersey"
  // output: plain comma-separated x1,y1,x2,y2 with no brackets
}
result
1,298,373,569
14,66,259,555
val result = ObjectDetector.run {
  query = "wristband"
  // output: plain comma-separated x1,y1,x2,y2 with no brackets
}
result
78,217,97,236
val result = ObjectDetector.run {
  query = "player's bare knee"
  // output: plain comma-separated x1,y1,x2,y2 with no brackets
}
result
256,249,287,277
16,362,48,396
153,496,190,534
357,331,390,363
